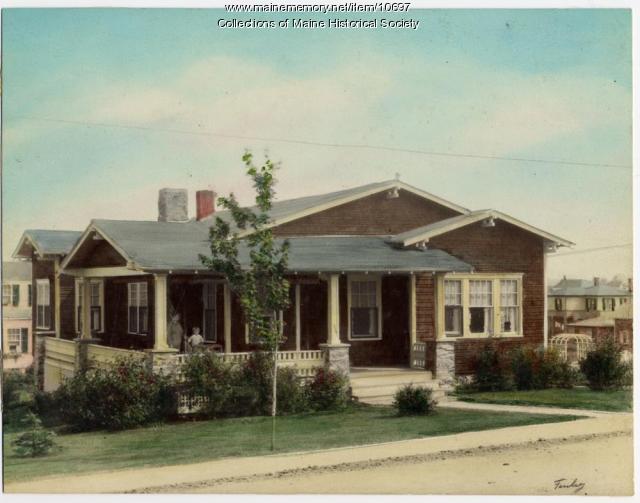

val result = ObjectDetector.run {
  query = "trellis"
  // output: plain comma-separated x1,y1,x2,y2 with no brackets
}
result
550,333,594,363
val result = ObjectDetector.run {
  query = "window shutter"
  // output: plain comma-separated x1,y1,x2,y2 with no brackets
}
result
12,285,20,306
21,328,29,353
28,285,32,307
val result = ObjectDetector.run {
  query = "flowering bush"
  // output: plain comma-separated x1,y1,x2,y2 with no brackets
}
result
306,368,349,411
56,357,176,431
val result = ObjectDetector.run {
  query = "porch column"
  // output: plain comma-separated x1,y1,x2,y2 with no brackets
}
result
320,274,350,377
295,283,301,351
326,273,340,345
81,278,92,340
153,274,170,350
223,282,232,353
54,259,61,338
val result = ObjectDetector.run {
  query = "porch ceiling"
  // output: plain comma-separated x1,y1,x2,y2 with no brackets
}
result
76,220,472,273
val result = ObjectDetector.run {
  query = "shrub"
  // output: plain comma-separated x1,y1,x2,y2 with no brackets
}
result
473,342,510,391
180,352,235,417
307,368,349,411
2,370,36,428
553,361,582,389
580,339,630,391
393,384,437,416
56,357,176,431
276,366,310,415
11,412,57,457
510,346,563,390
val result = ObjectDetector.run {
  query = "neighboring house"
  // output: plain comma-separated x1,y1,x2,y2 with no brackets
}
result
13,180,572,391
565,302,633,360
548,277,632,336
2,261,33,372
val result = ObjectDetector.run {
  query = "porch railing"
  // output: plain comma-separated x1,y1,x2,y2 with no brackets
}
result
86,343,146,368
43,338,76,392
410,342,427,369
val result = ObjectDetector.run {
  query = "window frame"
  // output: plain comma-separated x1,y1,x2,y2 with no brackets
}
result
2,284,11,306
444,279,463,337
7,328,23,353
127,282,149,335
36,279,51,330
499,279,520,335
438,273,524,339
347,274,383,341
75,279,105,334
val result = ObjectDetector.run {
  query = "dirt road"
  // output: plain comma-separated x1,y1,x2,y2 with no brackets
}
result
173,432,633,496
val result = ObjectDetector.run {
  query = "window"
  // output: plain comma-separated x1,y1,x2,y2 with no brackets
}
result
2,285,11,305
602,298,615,311
500,280,519,333
7,328,28,354
444,280,462,336
75,280,104,333
36,280,51,329
554,297,563,311
349,278,381,340
585,298,597,311
128,282,148,334
469,280,493,334
203,282,216,342
12,285,20,306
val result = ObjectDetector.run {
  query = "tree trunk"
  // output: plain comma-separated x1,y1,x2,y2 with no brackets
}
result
271,344,278,451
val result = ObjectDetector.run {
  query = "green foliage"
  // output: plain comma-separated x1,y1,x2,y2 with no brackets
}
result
11,412,57,457
473,342,511,391
2,370,36,429
580,338,630,391
55,357,176,431
393,384,437,416
307,368,349,411
510,346,566,390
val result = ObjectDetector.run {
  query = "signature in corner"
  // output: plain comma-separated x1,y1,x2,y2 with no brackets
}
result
554,478,586,494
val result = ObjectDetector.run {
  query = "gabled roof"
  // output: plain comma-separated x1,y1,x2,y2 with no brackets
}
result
548,278,632,297
63,219,472,273
2,261,32,282
204,179,470,234
389,209,574,248
12,229,83,259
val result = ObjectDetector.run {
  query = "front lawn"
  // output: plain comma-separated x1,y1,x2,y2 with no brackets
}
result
3,404,581,483
455,388,632,412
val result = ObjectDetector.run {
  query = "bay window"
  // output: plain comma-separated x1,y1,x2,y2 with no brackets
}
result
36,279,51,329
128,282,148,334
348,276,381,340
440,275,522,338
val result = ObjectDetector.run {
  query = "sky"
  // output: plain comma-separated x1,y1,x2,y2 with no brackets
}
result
2,8,633,282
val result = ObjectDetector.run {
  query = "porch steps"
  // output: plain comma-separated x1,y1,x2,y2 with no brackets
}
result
350,367,446,405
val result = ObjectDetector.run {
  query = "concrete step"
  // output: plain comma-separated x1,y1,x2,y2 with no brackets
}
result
350,374,435,389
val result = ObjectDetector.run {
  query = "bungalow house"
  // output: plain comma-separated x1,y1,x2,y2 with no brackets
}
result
13,179,572,393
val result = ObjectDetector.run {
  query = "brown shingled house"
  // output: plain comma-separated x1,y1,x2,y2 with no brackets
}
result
13,179,572,399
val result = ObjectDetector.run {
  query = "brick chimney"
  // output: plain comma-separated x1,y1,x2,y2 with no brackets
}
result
196,190,216,221
158,188,188,222
593,277,600,287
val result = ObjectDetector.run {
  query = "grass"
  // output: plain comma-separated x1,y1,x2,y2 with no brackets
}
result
455,388,633,412
3,404,581,483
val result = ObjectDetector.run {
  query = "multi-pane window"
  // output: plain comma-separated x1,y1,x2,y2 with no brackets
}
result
585,298,597,311
203,282,216,342
602,298,615,311
469,280,493,334
76,280,104,333
128,282,148,334
36,280,51,329
444,280,462,336
2,285,11,305
500,280,519,333
7,328,28,354
349,279,379,339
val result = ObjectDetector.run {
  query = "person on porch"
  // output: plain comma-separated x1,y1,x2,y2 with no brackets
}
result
187,327,204,353
167,313,184,351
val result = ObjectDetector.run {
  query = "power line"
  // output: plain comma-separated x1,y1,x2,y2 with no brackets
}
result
10,115,632,170
549,243,633,258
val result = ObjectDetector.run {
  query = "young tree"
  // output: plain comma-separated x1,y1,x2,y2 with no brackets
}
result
200,151,290,450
